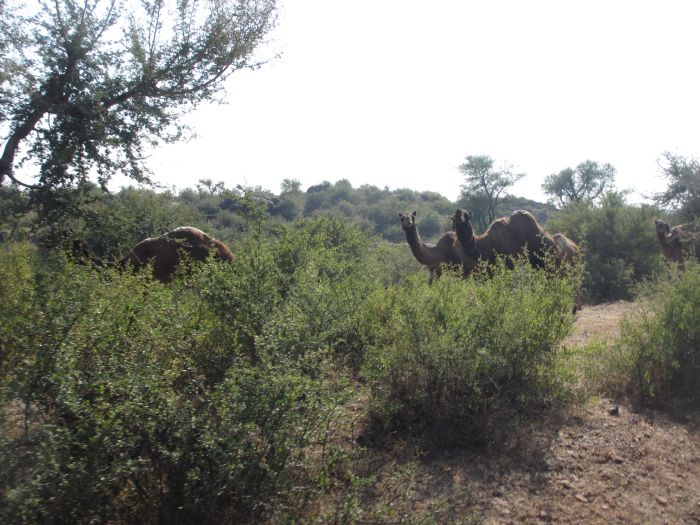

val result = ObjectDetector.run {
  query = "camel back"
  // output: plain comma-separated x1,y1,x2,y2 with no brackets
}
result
478,210,555,264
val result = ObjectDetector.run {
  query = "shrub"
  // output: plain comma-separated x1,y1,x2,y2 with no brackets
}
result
0,225,362,523
546,193,663,303
361,258,578,444
612,261,700,402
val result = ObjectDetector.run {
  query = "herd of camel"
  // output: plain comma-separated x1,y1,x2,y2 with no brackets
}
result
69,211,697,301
399,209,580,284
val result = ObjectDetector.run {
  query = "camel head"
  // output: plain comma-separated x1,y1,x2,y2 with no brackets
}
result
655,219,670,237
654,219,683,247
553,233,568,252
452,209,475,243
452,209,472,228
398,211,417,231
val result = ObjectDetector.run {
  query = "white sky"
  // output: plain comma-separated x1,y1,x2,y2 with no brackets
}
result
143,0,700,203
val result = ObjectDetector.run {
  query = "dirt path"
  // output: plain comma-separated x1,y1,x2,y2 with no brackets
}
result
339,302,700,524
563,301,634,347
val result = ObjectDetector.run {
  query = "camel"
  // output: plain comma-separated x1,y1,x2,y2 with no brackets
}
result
451,209,558,276
70,226,234,282
655,219,700,263
552,232,580,265
399,211,462,283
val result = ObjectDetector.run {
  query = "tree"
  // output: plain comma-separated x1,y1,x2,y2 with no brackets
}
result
0,0,277,197
542,160,616,207
280,178,301,194
654,152,700,220
196,179,225,196
458,155,524,230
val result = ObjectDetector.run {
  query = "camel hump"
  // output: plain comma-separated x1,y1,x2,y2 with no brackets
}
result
436,231,457,247
507,210,542,229
165,226,212,244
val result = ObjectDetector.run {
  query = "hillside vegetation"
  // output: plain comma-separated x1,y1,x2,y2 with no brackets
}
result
2,189,700,522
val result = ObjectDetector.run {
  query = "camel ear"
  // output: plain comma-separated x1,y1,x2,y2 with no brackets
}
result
398,212,404,218
411,211,417,217
468,211,472,219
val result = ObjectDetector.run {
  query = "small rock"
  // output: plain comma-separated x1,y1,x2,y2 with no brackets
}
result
612,455,624,464
607,405,620,416
656,496,668,506
601,504,610,510
575,494,589,503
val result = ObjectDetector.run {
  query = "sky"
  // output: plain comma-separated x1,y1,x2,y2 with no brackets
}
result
142,0,700,203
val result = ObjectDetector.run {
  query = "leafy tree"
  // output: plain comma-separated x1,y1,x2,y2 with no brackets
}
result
196,179,225,196
458,155,524,230
542,160,616,207
654,152,700,220
546,192,662,303
0,0,277,202
280,178,302,194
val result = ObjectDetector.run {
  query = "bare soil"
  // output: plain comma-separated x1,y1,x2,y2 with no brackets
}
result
327,302,700,524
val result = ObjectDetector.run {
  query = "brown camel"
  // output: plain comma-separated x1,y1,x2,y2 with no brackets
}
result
655,219,700,263
452,209,558,276
399,211,462,283
71,226,234,283
552,232,580,265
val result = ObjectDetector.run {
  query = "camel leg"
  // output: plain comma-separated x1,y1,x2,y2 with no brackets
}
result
429,266,442,285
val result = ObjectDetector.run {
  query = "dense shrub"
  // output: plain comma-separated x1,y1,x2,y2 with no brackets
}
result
361,258,579,443
0,214,379,523
612,261,700,402
546,193,664,303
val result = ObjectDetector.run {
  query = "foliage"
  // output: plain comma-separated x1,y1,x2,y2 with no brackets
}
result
654,152,700,221
546,192,663,303
612,261,700,403
0,185,33,240
0,0,277,217
542,160,616,207
361,259,578,444
74,186,204,257
0,210,383,523
458,155,525,231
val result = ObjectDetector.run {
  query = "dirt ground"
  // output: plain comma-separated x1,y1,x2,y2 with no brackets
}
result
339,302,700,524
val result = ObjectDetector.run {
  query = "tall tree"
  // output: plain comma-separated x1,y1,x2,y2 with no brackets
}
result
458,155,524,230
654,152,700,220
542,160,616,207
0,0,277,198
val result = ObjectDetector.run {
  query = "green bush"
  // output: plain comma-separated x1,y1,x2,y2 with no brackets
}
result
546,193,663,303
361,258,578,443
0,216,378,523
613,261,700,402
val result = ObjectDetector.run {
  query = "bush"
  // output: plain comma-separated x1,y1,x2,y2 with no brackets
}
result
612,261,700,402
361,258,578,444
0,215,380,523
547,193,664,303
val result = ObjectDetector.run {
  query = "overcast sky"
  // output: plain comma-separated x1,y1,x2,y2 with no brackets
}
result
142,0,700,203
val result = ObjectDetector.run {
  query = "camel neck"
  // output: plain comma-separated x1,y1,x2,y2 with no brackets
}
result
456,222,479,256
404,226,436,266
